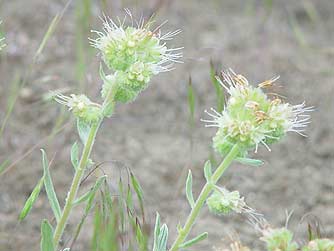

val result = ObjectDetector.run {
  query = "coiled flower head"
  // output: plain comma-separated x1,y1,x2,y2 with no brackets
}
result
202,69,313,157
207,187,260,218
91,12,182,103
54,93,102,123
260,227,299,251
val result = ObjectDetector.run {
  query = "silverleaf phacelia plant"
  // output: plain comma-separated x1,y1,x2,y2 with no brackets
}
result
19,12,182,251
165,69,313,251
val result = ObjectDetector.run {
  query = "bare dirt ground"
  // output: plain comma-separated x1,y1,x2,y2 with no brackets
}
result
0,0,334,250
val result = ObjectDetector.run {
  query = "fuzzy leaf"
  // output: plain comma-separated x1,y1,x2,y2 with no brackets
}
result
179,232,208,248
186,170,195,208
77,118,91,144
153,213,161,251
71,141,79,170
204,160,212,182
19,176,44,221
236,157,264,167
157,224,168,251
41,149,61,222
40,219,55,251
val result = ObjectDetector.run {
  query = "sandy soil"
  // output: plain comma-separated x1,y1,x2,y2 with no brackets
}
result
0,0,334,250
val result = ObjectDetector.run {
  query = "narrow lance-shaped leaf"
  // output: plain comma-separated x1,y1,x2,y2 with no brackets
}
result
157,224,168,251
71,141,79,171
41,149,61,222
178,232,208,248
204,160,212,182
40,219,55,251
19,176,44,221
236,157,264,167
77,118,91,145
153,213,161,251
186,170,195,208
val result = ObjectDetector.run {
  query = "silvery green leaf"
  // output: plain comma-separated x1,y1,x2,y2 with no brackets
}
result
153,213,161,251
77,118,91,145
179,232,208,248
186,170,195,208
40,219,55,251
70,141,79,171
204,160,212,181
41,149,61,222
236,157,264,167
19,176,44,221
157,224,168,251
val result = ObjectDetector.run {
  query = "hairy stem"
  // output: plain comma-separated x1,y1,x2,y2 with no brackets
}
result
53,120,101,248
169,144,240,251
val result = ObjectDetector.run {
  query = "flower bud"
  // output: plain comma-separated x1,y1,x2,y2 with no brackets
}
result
92,14,182,103
207,188,246,215
202,69,313,157
260,228,298,251
54,93,102,123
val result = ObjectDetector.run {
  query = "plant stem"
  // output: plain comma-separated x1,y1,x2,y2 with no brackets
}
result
53,120,101,248
169,144,240,251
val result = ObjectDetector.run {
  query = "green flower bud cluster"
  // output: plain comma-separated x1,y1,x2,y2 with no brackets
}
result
207,187,246,215
303,239,334,251
202,69,312,157
261,228,298,251
92,15,182,103
55,94,102,123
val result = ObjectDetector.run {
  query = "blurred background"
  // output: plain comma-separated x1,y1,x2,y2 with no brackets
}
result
0,0,333,250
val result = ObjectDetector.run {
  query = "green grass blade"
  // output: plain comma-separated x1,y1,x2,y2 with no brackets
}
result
130,172,145,219
41,149,61,222
40,219,55,251
34,14,61,61
19,176,44,221
73,175,106,205
210,61,224,112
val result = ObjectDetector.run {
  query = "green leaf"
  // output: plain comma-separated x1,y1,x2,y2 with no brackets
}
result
71,141,79,170
186,170,195,208
40,219,55,251
102,101,114,117
41,149,61,222
73,175,107,206
204,160,212,182
157,224,168,251
19,176,44,221
178,232,208,248
77,118,91,144
153,213,161,251
236,157,264,167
